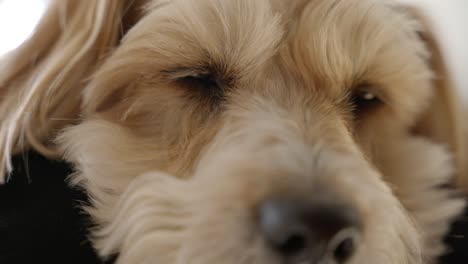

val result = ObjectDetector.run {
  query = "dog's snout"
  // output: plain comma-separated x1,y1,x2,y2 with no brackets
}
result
259,198,361,263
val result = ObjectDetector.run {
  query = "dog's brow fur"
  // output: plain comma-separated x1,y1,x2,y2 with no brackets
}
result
0,0,466,263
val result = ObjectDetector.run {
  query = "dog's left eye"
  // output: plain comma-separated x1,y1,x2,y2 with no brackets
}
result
351,88,383,113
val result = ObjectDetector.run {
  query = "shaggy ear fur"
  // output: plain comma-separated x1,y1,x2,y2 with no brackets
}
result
0,0,149,181
407,7,468,192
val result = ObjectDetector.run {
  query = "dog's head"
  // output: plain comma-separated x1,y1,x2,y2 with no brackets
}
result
0,0,466,263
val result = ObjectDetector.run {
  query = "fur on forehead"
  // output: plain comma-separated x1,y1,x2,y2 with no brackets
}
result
129,0,284,68
84,0,284,113
103,0,433,126
283,0,431,88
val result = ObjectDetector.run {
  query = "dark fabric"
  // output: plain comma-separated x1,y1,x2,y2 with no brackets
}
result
440,205,468,264
0,152,104,264
0,151,466,264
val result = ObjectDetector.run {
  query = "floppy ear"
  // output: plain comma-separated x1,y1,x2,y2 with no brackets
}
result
0,0,149,180
408,8,468,192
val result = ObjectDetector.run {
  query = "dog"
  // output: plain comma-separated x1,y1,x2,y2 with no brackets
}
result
0,0,467,263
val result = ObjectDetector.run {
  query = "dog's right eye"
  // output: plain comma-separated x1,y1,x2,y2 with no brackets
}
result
180,73,220,90
175,72,226,103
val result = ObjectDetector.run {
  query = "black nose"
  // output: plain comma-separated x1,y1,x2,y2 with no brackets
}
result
259,198,361,263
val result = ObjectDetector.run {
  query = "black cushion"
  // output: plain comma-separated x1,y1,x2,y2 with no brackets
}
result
0,152,104,264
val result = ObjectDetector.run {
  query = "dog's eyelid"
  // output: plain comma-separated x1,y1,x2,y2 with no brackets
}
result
353,82,375,92
177,72,221,88
353,83,385,101
164,68,228,103
165,68,212,81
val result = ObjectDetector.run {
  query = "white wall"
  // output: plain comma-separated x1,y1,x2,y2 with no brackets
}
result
0,0,47,57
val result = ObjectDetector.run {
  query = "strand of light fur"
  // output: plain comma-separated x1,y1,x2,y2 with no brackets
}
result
0,1,109,181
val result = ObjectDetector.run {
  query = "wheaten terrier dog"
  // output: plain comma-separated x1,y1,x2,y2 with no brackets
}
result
0,0,467,263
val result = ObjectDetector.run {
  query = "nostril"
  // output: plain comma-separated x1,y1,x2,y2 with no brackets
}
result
334,237,355,262
276,233,307,256
328,228,360,263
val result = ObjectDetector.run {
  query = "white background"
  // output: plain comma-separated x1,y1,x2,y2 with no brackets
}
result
0,0,466,100
0,0,48,57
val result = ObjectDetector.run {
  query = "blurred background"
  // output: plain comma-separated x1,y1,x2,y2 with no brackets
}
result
400,0,468,100
0,0,467,100
0,0,48,57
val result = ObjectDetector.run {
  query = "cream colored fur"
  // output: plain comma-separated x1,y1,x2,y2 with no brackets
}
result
0,0,466,263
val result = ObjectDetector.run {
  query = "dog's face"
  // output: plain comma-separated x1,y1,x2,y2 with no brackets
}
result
2,0,465,263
